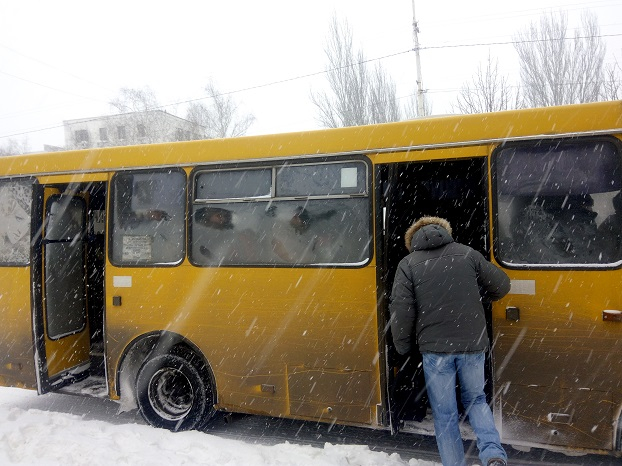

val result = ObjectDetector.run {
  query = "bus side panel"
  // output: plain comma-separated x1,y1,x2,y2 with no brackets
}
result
105,265,382,426
0,267,36,388
500,382,614,451
287,366,374,424
492,136,622,454
495,270,622,452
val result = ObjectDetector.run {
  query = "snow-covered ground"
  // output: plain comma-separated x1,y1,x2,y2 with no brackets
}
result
0,386,439,466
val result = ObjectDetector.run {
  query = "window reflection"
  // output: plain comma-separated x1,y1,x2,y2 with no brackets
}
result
191,199,370,266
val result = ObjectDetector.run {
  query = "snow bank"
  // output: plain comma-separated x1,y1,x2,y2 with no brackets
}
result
0,387,438,466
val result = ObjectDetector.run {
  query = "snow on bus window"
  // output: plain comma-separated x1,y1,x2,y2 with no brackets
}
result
0,180,32,266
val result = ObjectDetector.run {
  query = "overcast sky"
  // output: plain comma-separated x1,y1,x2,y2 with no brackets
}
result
1,0,621,152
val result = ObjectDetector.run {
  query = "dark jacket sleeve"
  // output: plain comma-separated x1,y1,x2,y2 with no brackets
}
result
389,259,417,355
475,252,511,301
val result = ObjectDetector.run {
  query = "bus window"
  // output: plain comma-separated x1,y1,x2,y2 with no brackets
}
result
195,168,272,200
44,196,87,339
190,161,371,266
191,202,266,264
110,169,186,266
258,198,369,265
494,139,622,266
276,161,367,196
0,179,33,266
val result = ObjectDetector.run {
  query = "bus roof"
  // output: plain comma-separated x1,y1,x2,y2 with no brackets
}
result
2,101,621,177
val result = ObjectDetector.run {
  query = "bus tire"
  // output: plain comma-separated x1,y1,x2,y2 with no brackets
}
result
135,351,215,432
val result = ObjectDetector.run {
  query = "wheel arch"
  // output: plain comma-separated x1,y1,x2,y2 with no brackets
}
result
115,330,216,412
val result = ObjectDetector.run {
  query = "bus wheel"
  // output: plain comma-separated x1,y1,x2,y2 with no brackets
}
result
136,351,214,431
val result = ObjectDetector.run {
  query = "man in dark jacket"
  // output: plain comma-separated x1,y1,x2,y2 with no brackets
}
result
390,216,510,466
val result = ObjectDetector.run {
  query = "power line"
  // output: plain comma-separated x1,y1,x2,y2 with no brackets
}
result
418,32,622,50
2,30,621,141
0,42,114,93
422,76,621,96
0,50,413,140
0,68,110,106
163,50,413,108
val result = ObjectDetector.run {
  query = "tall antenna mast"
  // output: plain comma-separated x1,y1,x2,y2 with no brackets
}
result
412,0,425,116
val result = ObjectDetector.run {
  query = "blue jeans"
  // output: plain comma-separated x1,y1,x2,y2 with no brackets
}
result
422,352,506,466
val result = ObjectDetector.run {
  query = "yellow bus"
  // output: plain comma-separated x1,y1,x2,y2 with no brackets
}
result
0,100,621,457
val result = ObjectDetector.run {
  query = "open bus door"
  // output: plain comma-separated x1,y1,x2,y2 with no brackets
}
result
34,188,91,393
379,157,489,433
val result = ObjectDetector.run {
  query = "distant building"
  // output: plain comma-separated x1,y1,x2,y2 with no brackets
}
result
63,110,203,150
43,144,65,153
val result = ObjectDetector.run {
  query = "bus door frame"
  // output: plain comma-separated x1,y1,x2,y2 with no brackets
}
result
33,183,100,394
377,156,490,433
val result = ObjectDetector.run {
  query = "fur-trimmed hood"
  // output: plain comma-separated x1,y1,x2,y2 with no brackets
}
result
405,216,453,252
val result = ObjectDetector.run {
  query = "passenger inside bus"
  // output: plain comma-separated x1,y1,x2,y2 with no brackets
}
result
194,206,262,263
270,206,338,264
191,200,367,266
112,172,187,265
195,207,233,261
115,175,171,229
598,191,622,259
194,207,234,231
509,194,607,264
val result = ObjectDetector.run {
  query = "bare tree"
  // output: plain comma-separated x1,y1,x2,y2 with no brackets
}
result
514,11,606,107
311,16,402,128
404,92,432,119
110,87,160,113
186,81,255,139
369,65,402,124
453,53,518,114
0,138,29,156
602,59,622,101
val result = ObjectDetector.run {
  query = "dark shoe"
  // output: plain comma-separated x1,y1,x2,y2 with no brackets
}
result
487,459,507,466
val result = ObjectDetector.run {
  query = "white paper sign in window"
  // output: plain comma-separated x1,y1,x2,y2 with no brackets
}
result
341,167,358,188
122,235,153,262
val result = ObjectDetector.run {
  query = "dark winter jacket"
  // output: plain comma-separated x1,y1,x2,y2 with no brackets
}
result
389,223,510,355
